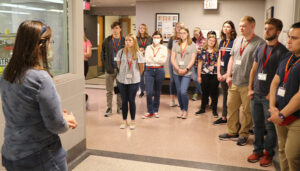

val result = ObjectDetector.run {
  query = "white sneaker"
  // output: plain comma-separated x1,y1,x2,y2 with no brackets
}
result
120,120,127,129
154,112,159,118
169,100,176,107
177,111,183,118
130,121,135,130
182,111,188,119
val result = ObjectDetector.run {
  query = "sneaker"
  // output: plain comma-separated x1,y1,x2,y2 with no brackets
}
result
139,92,144,98
117,107,122,114
195,109,205,115
213,111,218,118
182,111,188,119
154,112,159,118
104,108,112,117
129,121,135,130
247,153,263,163
192,94,198,101
219,133,239,141
169,100,177,107
142,113,153,119
260,151,273,167
213,118,227,125
120,120,127,129
177,113,182,118
237,136,248,146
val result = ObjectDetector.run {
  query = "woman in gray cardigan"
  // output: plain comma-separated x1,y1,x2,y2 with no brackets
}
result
0,20,77,171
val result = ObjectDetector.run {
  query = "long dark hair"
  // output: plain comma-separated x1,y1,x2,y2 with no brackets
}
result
220,20,237,41
4,20,53,83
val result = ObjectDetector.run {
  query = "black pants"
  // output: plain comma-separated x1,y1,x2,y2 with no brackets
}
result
84,61,89,77
200,74,219,112
220,68,228,117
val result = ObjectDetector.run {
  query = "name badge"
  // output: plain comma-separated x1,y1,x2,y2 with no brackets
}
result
221,61,224,66
179,61,184,66
277,87,286,97
114,56,117,61
204,68,209,73
208,66,214,71
126,73,133,79
235,60,242,65
258,73,267,81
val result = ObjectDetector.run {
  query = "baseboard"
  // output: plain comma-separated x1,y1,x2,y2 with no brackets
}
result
67,139,86,164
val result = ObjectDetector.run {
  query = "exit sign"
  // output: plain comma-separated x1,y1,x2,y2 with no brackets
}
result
204,0,218,9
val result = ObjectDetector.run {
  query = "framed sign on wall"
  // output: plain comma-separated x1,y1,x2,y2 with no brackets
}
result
155,13,180,42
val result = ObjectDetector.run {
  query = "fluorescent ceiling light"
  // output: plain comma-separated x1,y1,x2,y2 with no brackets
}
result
42,0,64,4
0,3,46,11
0,10,30,15
48,9,63,13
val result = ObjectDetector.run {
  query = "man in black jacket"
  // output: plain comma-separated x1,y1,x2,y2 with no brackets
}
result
101,21,125,116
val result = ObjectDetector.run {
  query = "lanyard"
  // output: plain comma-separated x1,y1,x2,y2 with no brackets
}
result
152,46,161,57
262,42,279,70
240,34,255,56
126,50,134,71
139,37,147,48
206,50,214,65
112,36,121,53
284,54,300,83
222,40,230,59
180,43,188,59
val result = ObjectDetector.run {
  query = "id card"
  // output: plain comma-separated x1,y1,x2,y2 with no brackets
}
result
277,87,286,97
235,60,242,65
258,73,267,81
208,66,214,71
126,73,133,79
179,61,184,66
221,61,224,66
204,68,209,73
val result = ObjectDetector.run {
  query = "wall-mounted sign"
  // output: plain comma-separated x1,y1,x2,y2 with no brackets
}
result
204,0,218,9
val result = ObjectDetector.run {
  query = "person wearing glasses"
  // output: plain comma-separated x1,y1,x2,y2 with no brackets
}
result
171,27,197,119
0,20,77,171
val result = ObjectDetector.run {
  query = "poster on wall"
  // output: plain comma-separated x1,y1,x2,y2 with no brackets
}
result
155,13,180,42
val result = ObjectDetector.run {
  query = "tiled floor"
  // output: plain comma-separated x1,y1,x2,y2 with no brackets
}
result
84,88,276,171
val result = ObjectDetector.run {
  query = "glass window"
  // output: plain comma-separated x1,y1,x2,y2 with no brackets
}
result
0,0,68,75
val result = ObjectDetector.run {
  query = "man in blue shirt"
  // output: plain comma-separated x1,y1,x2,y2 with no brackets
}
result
268,22,300,171
247,18,288,167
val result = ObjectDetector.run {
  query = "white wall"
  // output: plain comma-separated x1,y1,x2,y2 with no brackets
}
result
136,0,266,39
265,0,298,46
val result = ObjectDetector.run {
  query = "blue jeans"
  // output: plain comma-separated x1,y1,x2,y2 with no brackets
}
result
140,65,146,93
250,94,277,156
169,56,176,95
173,74,191,111
117,82,139,120
191,66,202,95
2,140,67,171
145,68,165,114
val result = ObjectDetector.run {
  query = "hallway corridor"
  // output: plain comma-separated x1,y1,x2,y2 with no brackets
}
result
73,88,276,171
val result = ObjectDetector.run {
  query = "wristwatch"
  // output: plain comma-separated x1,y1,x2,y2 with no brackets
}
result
278,112,285,120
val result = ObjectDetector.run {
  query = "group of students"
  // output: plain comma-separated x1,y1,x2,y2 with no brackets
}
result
101,17,300,170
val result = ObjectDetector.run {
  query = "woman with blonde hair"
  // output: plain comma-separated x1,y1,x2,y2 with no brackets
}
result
116,33,145,130
136,24,152,97
171,27,197,119
197,35,219,117
191,27,206,101
168,22,185,107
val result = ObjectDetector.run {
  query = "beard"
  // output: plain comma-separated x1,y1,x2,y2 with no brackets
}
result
265,34,277,41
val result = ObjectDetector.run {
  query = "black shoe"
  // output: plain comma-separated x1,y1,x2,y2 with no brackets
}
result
237,136,248,146
195,109,205,115
104,108,112,117
219,133,239,141
139,92,144,98
213,118,227,125
213,111,218,118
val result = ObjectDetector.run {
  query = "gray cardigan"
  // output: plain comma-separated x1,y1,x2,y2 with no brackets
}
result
0,69,68,160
